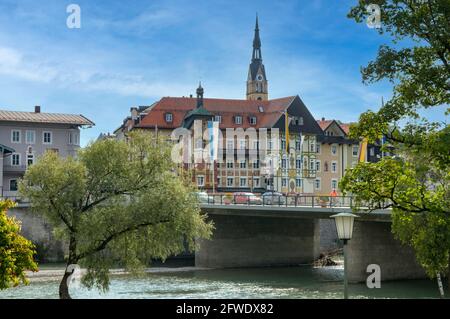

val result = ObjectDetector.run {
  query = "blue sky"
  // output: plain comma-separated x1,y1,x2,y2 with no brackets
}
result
0,0,442,145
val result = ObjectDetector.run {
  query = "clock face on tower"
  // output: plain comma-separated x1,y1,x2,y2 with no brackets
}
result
256,74,263,81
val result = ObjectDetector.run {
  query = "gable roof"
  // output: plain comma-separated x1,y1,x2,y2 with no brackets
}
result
0,110,94,126
137,96,296,130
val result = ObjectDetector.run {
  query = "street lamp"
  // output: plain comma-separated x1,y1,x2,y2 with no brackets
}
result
331,212,359,299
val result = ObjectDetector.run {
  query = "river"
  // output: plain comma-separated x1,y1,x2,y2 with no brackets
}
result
0,264,443,299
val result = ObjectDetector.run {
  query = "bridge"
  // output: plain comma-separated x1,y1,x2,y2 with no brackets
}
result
5,195,426,282
197,198,426,283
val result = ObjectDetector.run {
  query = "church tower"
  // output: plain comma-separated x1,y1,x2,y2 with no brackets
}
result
246,15,268,101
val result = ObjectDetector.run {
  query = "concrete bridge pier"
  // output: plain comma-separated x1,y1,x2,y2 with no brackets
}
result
196,214,320,268
347,221,426,282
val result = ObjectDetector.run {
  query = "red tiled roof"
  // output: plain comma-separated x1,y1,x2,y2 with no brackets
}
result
340,123,351,135
138,96,296,129
316,120,334,131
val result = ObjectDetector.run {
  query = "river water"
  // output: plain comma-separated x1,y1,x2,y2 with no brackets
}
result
0,265,443,299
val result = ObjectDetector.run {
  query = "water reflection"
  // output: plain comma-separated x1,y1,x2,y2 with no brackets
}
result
0,266,443,299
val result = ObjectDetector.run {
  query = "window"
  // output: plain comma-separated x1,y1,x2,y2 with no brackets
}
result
9,179,18,192
11,130,21,143
27,154,34,167
294,117,303,125
226,139,234,150
282,178,288,187
253,177,260,187
239,139,246,150
226,161,234,169
352,145,359,157
296,178,302,187
249,117,257,125
315,160,321,172
316,143,321,154
235,116,242,124
68,131,79,145
309,159,315,171
217,177,221,186
309,143,315,153
324,162,329,172
296,159,302,169
195,138,203,149
295,140,301,151
240,177,247,187
258,106,264,113
281,140,286,151
214,115,222,123
26,130,35,144
370,147,375,157
331,144,337,155
281,158,288,169
331,179,338,190
253,160,260,169
314,179,321,190
239,160,246,169
197,175,205,187
331,161,337,173
267,140,273,150
227,177,234,187
43,131,52,144
165,113,173,123
11,153,20,166
252,140,259,150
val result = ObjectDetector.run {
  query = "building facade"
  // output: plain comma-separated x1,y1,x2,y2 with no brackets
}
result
0,106,94,197
114,17,365,196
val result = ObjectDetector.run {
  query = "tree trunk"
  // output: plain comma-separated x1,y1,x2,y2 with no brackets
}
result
448,253,450,295
59,271,72,299
59,234,78,299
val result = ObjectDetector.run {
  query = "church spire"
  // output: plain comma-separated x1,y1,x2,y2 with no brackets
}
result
252,14,262,61
246,14,268,101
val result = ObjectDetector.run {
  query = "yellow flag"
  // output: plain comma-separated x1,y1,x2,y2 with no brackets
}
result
359,138,368,162
285,110,289,153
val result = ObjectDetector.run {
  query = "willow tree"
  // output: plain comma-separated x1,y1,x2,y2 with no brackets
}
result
341,0,450,293
20,132,212,299
0,200,38,289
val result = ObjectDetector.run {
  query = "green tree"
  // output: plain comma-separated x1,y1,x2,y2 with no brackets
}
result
0,200,38,289
342,0,450,293
19,132,212,299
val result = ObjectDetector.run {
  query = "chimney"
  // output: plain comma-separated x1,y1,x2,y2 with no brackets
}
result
35,105,41,113
321,117,325,121
190,94,193,98
130,107,138,120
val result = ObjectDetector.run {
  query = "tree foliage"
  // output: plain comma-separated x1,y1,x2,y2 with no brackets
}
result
342,0,450,288
0,200,38,289
19,131,212,298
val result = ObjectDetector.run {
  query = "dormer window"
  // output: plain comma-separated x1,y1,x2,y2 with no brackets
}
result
214,115,222,123
249,116,257,125
294,117,304,125
235,116,242,125
258,106,264,113
165,113,173,123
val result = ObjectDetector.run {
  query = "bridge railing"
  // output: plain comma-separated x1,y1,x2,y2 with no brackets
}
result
202,193,359,208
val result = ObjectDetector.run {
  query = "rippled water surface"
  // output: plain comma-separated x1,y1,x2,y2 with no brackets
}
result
0,266,443,299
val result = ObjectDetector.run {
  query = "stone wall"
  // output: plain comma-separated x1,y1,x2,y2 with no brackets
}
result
347,221,426,282
319,219,340,252
196,214,320,268
9,206,66,262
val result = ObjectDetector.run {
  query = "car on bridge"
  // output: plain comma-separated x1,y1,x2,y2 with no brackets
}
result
232,192,262,205
262,192,287,205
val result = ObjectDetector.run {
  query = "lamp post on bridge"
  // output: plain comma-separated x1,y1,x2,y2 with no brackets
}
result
331,212,358,299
